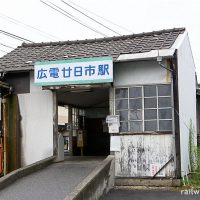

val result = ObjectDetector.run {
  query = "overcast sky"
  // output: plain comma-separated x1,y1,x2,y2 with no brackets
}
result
0,0,200,80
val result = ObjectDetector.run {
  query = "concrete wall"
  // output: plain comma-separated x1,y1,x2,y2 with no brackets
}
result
65,156,115,200
18,71,54,166
114,135,174,177
114,60,171,86
177,33,197,175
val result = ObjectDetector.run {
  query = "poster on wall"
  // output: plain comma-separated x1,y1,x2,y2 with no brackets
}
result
34,57,113,85
106,115,120,133
150,163,165,177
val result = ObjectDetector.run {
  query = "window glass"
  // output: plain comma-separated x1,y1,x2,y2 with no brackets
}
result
129,110,142,120
158,85,171,96
116,99,128,110
116,110,128,121
129,87,142,98
144,109,157,120
120,122,128,132
129,98,142,109
115,84,172,133
159,120,172,131
144,85,156,97
144,98,157,108
159,109,172,119
144,120,157,131
158,97,171,107
115,88,128,99
130,121,143,132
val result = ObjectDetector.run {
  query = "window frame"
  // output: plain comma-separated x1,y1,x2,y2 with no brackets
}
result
114,84,173,133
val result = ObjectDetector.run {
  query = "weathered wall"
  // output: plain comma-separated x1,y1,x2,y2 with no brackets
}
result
65,156,115,200
177,33,197,175
112,60,175,177
114,135,174,177
18,71,54,166
114,60,171,86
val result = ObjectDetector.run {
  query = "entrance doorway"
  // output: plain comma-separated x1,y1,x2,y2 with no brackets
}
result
57,86,110,156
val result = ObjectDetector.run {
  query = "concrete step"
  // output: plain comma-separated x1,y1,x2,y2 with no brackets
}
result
115,178,181,187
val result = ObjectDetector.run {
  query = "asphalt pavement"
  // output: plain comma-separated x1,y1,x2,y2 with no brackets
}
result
102,187,200,200
0,156,104,200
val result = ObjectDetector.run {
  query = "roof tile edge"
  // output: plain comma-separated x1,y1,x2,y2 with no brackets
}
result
21,27,185,48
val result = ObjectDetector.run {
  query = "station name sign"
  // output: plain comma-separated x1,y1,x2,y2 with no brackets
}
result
34,57,113,85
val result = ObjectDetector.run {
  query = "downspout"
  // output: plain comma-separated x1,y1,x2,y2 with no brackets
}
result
157,56,181,178
171,52,181,178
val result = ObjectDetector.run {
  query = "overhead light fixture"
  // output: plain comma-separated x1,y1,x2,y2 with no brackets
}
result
69,85,92,93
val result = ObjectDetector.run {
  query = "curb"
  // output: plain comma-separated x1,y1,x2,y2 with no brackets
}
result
65,155,115,200
0,156,55,190
115,178,181,187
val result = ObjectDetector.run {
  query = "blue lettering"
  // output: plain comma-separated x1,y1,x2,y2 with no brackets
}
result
37,68,47,79
98,64,109,75
85,65,95,76
62,67,72,78
74,66,82,77
49,67,59,78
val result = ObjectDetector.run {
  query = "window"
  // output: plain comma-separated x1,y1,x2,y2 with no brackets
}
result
115,84,173,133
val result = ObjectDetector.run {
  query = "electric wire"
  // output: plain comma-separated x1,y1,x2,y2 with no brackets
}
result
0,13,61,41
47,0,108,37
0,42,15,49
0,29,33,43
61,0,121,36
158,62,174,73
40,0,107,37
174,108,190,130
66,0,133,34
0,49,8,54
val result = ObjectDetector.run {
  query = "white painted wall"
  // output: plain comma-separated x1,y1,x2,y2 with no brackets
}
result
114,135,174,177
58,106,68,125
177,33,197,175
114,60,171,86
18,71,54,166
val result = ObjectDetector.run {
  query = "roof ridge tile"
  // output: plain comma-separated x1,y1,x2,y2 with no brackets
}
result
21,27,185,48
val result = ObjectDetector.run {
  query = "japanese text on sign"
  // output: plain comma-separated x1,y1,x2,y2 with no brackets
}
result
34,57,113,85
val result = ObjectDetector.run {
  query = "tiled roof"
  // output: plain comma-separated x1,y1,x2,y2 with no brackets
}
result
0,28,185,72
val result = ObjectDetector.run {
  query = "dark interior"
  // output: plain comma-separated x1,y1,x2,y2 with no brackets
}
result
57,86,110,156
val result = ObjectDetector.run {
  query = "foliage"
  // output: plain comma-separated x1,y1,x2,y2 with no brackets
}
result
188,119,200,188
189,120,197,171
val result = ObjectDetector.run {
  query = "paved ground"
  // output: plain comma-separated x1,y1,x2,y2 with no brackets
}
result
102,187,200,200
0,156,104,200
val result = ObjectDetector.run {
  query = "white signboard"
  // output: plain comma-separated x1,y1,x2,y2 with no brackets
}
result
110,136,120,151
106,115,120,133
106,115,120,125
34,57,113,85
109,124,119,133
